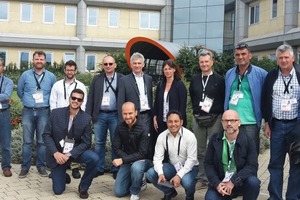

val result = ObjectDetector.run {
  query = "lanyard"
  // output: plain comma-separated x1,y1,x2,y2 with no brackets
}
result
282,75,293,94
63,80,77,100
236,69,248,91
33,71,45,90
132,73,147,96
105,73,117,95
0,76,4,93
226,140,235,171
166,127,183,156
201,72,212,100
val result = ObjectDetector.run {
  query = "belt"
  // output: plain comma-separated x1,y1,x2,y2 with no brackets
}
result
24,106,50,110
140,110,151,115
0,107,9,112
273,118,297,123
100,110,117,113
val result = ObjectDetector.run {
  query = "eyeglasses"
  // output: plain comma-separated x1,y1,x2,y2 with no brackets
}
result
103,63,114,66
221,119,239,123
71,96,83,102
235,43,249,50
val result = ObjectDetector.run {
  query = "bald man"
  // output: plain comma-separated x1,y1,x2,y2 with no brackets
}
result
112,102,152,200
204,110,260,200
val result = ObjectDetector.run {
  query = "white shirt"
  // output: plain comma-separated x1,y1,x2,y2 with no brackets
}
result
49,79,87,111
153,127,199,178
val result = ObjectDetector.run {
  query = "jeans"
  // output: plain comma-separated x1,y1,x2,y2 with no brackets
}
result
93,112,118,172
51,150,99,195
205,176,260,200
192,115,222,183
239,124,260,156
0,109,11,170
268,120,300,200
114,159,152,197
146,163,198,199
21,108,50,171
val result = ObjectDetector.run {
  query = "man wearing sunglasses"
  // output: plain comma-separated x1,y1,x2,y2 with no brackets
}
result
86,55,123,179
50,60,87,179
204,110,260,200
43,88,99,199
224,42,267,156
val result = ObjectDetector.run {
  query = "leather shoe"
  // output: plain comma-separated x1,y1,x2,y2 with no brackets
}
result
94,171,104,177
78,185,89,199
65,173,71,184
162,189,177,200
112,171,118,180
72,168,81,179
3,169,12,177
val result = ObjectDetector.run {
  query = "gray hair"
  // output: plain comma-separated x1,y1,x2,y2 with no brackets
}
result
130,52,145,64
276,43,294,58
198,49,213,60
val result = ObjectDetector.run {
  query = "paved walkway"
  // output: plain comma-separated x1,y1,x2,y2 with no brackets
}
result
0,149,289,200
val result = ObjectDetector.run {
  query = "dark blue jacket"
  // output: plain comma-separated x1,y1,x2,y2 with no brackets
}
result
204,131,258,188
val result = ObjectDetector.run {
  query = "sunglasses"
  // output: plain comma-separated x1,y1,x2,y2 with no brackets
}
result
71,96,83,102
103,63,114,66
235,43,249,50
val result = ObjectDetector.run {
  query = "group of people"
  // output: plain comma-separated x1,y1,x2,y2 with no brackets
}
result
0,41,299,200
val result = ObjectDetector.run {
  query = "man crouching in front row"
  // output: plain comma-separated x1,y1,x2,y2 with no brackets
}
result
43,88,99,199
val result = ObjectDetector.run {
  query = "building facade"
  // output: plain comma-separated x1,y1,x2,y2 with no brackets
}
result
0,0,172,72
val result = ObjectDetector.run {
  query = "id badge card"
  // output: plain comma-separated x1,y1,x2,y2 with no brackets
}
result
63,138,75,153
229,91,243,106
201,96,213,113
101,96,110,106
0,103,2,109
174,162,183,172
281,98,292,112
32,90,44,104
222,171,234,182
140,96,149,110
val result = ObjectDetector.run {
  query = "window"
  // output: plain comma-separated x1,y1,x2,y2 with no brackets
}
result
108,9,119,27
86,54,96,71
0,51,7,66
0,2,9,21
139,12,160,30
43,5,54,23
20,3,32,22
249,3,259,24
45,52,53,66
230,12,235,31
87,7,98,26
270,54,276,61
19,51,30,68
272,0,277,18
64,53,75,62
65,6,76,25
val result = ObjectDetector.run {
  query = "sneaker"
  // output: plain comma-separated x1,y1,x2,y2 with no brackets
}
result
18,170,29,178
38,168,48,177
141,173,147,191
78,185,89,199
130,194,140,200
162,189,177,200
72,168,81,179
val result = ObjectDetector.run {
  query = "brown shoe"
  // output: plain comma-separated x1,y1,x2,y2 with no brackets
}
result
3,169,12,177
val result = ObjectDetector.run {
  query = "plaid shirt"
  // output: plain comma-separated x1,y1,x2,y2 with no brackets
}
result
272,68,300,120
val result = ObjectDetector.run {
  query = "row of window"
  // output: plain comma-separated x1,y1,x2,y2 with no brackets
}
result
0,2,160,30
249,0,277,25
0,51,97,71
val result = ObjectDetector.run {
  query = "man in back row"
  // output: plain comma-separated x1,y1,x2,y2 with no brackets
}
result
50,60,87,179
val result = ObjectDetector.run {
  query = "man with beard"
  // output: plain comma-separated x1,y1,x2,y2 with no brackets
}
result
50,60,87,178
17,51,56,178
43,89,98,199
112,102,151,200
204,110,260,200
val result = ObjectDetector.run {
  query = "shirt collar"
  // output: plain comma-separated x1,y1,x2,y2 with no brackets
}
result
132,72,143,78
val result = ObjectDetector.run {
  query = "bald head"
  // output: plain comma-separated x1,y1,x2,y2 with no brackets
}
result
221,110,241,136
122,102,137,127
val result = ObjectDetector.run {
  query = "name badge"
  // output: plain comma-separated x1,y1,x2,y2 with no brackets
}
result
222,171,234,182
32,90,44,104
0,103,2,109
63,138,75,154
201,96,213,113
281,98,293,112
174,162,183,172
229,91,243,106
101,96,110,106
140,96,149,110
